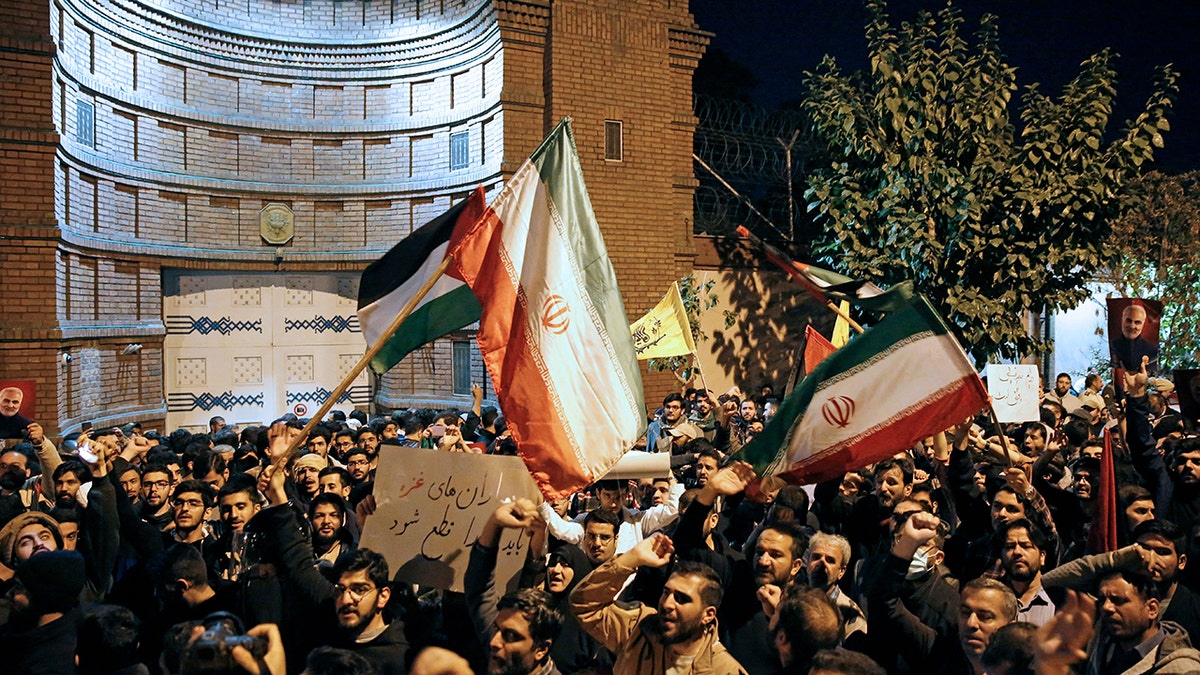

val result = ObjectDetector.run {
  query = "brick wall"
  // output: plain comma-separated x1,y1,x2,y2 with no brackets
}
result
495,0,710,410
2,0,709,435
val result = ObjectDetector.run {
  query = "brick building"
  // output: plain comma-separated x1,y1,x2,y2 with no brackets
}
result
0,0,709,434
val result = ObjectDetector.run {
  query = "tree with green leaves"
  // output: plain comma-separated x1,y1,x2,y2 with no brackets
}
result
802,1,1178,363
1109,171,1200,369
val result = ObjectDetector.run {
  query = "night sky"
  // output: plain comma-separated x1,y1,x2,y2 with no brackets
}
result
689,0,1200,173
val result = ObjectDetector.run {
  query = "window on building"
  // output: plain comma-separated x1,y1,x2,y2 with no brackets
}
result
604,120,623,161
452,340,472,395
76,100,94,148
450,130,470,170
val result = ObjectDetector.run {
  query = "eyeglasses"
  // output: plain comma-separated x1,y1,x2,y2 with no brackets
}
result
174,498,205,509
146,480,170,489
334,583,377,602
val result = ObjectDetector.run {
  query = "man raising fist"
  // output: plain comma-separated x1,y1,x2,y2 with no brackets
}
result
570,532,747,674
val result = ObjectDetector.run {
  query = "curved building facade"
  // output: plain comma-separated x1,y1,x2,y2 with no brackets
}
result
1,0,708,433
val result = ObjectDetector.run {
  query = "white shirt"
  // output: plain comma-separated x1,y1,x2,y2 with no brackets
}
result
539,482,684,554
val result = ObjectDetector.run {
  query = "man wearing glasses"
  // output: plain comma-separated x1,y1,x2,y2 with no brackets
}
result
251,462,410,674
139,462,175,531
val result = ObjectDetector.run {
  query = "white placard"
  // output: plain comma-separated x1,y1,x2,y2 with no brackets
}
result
600,451,672,480
360,448,542,593
986,364,1041,423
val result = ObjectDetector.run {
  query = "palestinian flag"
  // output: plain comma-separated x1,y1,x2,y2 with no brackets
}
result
447,119,646,500
736,225,913,313
740,295,988,484
357,193,485,374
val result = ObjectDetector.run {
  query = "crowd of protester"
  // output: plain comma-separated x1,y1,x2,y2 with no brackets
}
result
0,356,1198,675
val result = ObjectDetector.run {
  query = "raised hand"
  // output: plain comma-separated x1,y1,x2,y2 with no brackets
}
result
623,532,675,569
1005,466,1032,496
1123,355,1150,397
1035,590,1095,674
757,583,783,618
704,460,757,498
266,421,303,462
24,422,44,446
492,498,541,530
892,510,941,560
257,464,288,506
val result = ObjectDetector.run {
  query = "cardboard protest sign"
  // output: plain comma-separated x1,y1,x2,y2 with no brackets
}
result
985,364,1041,423
360,448,542,593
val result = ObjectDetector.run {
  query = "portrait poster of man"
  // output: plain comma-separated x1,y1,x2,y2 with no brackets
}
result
0,379,37,440
1108,298,1163,386
1176,369,1200,424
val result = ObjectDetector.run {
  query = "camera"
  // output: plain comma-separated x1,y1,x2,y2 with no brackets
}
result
181,612,267,675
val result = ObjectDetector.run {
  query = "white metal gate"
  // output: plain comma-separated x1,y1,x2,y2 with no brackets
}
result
163,272,369,432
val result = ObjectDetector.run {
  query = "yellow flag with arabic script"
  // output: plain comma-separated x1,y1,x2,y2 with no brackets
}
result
630,282,697,360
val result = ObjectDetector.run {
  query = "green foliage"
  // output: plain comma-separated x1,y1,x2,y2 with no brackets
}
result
1109,171,1200,369
802,0,1179,364
647,274,736,381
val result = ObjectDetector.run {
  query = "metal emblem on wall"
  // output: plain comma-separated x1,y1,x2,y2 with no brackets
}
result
260,203,294,245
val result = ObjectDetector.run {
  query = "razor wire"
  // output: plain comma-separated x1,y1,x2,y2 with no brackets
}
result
692,95,823,240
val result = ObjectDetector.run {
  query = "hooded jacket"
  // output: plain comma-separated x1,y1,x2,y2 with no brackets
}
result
1086,620,1200,675
0,511,63,568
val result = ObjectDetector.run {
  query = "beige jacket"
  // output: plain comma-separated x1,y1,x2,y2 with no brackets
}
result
570,557,747,675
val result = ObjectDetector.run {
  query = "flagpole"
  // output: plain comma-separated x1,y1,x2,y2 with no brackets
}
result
986,403,1015,469
691,352,711,394
276,255,455,467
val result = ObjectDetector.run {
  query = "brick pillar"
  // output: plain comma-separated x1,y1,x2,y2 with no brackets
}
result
0,2,66,433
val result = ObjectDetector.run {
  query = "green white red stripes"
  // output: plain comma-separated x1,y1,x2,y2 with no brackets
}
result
741,296,988,484
356,193,485,375
447,119,645,500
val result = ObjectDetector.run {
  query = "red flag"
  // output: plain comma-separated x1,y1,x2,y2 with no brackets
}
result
802,324,836,375
1088,429,1119,553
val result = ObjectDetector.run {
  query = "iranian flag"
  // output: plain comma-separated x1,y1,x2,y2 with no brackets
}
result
447,119,646,500
356,193,485,374
741,295,988,484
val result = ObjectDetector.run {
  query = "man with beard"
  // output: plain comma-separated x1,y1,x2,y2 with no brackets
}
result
1043,519,1200,650
466,500,599,674
571,533,745,675
669,459,798,673
487,589,563,675
252,462,410,674
847,456,914,559
0,386,32,438
1085,570,1200,673
139,462,175,531
329,549,409,674
117,464,142,507
310,492,356,565
1045,372,1081,410
51,460,91,510
289,452,327,508
344,448,372,485
995,518,1055,626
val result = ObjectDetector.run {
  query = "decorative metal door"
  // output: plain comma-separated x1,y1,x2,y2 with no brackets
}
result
163,272,369,432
